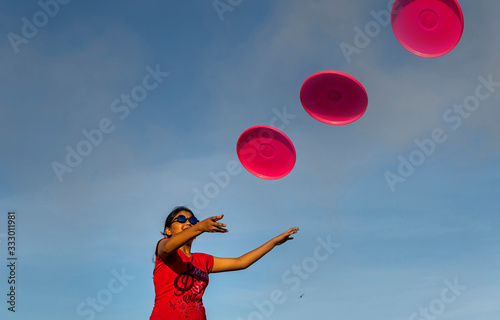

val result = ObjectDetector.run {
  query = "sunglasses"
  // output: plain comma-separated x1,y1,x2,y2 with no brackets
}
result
172,215,198,225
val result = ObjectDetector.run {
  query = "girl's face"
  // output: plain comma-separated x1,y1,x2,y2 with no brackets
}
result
165,210,196,238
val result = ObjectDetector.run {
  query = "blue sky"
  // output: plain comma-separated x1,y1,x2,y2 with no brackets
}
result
1,0,499,319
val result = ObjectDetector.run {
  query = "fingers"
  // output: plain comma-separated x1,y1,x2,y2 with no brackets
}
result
282,228,298,236
214,223,227,232
211,220,227,233
200,215,228,233
212,225,228,233
211,215,227,232
211,214,224,221
211,218,226,228
276,227,299,245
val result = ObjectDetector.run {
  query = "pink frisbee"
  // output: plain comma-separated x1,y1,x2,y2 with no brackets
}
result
236,125,296,180
300,71,368,125
391,0,464,58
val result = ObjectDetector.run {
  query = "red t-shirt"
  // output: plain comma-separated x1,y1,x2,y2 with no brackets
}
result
150,239,214,320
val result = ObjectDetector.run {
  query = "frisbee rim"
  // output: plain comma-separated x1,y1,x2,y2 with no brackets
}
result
391,0,464,58
300,70,368,125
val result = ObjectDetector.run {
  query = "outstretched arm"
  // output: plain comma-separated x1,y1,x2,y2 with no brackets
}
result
211,227,299,273
157,215,227,259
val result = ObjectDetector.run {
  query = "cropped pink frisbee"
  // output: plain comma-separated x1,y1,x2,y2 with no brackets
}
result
300,71,368,125
391,0,464,58
236,125,296,180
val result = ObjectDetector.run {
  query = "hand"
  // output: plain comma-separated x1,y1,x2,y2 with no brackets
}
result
274,227,299,245
196,214,228,234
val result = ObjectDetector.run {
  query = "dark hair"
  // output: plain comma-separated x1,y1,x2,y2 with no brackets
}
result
161,206,197,238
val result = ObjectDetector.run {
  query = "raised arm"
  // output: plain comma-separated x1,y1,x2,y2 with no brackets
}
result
211,227,299,273
157,215,227,259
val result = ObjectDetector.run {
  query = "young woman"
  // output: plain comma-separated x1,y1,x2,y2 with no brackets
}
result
149,206,299,320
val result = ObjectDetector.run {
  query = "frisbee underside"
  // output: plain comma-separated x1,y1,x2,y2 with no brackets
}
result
391,0,464,58
236,126,296,180
300,71,368,125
